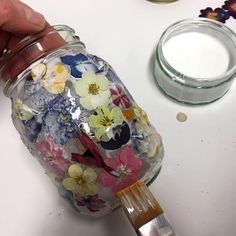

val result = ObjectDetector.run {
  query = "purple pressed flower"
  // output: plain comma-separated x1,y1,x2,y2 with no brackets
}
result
100,122,131,150
199,7,230,23
61,53,98,78
223,0,236,18
75,194,106,212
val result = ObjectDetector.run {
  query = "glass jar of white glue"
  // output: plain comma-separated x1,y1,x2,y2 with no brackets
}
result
154,18,236,104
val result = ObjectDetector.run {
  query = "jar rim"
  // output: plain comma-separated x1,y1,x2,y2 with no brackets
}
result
1,24,86,96
156,17,236,89
0,25,75,67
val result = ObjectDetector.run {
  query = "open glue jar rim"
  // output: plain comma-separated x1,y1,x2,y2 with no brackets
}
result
156,18,236,89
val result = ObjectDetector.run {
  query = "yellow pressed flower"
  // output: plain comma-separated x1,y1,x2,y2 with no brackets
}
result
12,99,34,121
31,63,47,82
31,63,69,94
134,105,149,126
62,164,97,197
89,104,124,141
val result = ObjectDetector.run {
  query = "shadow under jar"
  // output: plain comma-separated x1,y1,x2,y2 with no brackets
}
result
0,25,164,217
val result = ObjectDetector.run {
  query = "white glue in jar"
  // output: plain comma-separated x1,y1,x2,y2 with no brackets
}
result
154,18,236,104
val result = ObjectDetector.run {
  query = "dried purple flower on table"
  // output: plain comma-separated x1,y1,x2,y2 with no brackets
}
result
199,7,230,23
223,0,236,18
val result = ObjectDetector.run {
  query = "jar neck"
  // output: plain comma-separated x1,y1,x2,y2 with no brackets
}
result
0,25,85,95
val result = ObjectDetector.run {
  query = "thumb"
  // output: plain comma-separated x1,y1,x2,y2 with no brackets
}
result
0,0,46,35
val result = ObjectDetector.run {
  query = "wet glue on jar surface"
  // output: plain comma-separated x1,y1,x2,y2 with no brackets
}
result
155,18,236,104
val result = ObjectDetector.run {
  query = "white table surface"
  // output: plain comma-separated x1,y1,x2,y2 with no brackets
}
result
1,0,236,235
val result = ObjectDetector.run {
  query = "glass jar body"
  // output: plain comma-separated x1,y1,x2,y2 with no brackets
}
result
6,26,164,217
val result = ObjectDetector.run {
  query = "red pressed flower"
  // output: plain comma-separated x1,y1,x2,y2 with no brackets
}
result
71,131,118,176
110,85,131,108
223,0,236,18
199,7,230,23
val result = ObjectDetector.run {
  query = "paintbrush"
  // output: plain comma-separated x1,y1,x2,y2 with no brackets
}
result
117,180,177,236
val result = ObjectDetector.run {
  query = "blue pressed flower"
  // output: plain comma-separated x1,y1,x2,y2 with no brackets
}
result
100,122,130,150
42,95,81,144
131,120,161,158
87,54,121,82
87,54,109,72
24,78,56,111
24,78,41,97
61,53,98,78
24,117,42,142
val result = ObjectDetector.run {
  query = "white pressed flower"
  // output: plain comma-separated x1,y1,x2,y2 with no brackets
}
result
75,71,110,110
12,99,34,121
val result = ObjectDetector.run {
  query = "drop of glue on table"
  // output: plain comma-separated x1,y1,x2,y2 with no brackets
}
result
162,32,229,79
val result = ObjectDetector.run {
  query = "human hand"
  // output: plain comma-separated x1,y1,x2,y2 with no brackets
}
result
0,0,46,55
0,0,67,83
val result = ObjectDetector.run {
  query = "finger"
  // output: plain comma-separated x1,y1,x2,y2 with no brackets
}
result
0,30,10,55
2,24,67,83
0,0,46,34
7,35,22,50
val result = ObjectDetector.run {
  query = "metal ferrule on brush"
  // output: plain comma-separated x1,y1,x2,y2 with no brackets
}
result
117,180,176,236
137,213,175,236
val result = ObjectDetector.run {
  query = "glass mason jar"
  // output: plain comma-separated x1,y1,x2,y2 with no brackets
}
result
0,25,164,217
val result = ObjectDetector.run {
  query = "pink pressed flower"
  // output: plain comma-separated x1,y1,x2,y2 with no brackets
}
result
110,85,131,108
97,146,144,193
36,135,70,179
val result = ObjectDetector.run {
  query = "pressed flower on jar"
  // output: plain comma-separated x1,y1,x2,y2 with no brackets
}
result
97,146,144,193
62,164,97,197
41,95,80,145
61,53,99,78
100,121,130,150
74,71,110,110
24,116,42,142
131,121,162,158
134,105,149,126
110,85,131,108
75,194,106,212
88,104,124,142
36,135,70,179
31,63,69,94
122,108,135,122
12,99,34,121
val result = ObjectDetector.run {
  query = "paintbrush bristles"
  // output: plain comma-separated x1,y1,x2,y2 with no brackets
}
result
117,180,163,230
